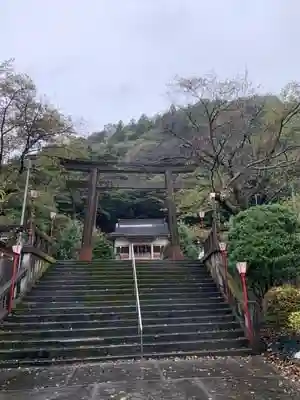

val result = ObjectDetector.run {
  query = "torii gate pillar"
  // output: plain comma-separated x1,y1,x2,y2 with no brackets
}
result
79,168,98,261
164,170,184,260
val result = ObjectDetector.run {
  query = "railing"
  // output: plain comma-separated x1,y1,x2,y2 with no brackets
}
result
202,224,263,352
29,224,56,257
203,225,219,256
0,224,56,320
130,244,143,359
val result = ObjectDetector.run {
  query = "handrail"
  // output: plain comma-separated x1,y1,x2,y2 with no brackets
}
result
202,227,263,351
0,224,56,320
131,244,143,359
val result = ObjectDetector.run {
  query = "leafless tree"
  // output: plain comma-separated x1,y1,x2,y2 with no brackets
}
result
164,72,300,213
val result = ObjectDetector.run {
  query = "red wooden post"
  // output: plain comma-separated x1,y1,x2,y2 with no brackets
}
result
236,261,253,341
219,242,228,299
199,211,205,229
241,272,252,340
8,244,22,314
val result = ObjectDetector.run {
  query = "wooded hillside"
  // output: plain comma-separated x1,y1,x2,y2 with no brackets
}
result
1,61,300,234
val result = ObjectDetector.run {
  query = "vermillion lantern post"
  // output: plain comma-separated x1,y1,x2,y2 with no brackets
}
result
219,241,228,299
209,192,218,245
199,211,205,229
50,211,57,238
8,244,22,314
236,261,252,340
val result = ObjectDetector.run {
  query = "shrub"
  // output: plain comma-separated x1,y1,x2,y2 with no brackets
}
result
264,285,300,328
55,219,82,260
92,232,114,260
178,222,198,259
287,311,300,333
228,204,300,301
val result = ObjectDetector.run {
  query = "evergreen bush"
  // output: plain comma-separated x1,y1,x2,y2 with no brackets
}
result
92,232,114,260
178,222,199,259
55,219,82,260
264,285,300,328
228,204,300,301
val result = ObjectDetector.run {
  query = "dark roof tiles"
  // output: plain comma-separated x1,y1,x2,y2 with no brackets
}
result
117,218,165,225
114,219,169,236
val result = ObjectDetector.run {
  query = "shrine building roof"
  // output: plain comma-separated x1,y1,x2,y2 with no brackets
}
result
111,218,169,237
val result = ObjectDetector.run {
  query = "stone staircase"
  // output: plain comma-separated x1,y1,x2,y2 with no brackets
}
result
0,260,251,367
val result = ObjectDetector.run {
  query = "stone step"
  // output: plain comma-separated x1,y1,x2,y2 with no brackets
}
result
54,262,203,268
35,278,216,290
56,261,202,267
20,296,225,309
16,300,230,314
62,268,205,273
24,291,220,302
0,347,252,368
43,273,210,281
38,277,215,285
29,285,218,296
139,286,218,294
135,261,203,266
1,316,238,332
25,293,136,302
1,258,250,366
52,265,208,274
32,282,217,295
7,307,233,322
0,329,245,350
0,337,249,362
36,282,213,289
46,264,205,270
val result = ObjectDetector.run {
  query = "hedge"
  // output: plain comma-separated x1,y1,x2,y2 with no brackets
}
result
264,285,300,331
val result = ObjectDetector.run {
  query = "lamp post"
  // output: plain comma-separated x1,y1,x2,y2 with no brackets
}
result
20,159,33,228
28,190,39,244
50,211,57,237
18,155,37,252
236,261,252,340
30,190,39,199
199,211,205,228
219,242,228,299
30,190,39,219
19,152,39,228
209,192,219,243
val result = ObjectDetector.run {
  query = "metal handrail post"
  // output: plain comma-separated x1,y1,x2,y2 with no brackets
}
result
131,244,143,359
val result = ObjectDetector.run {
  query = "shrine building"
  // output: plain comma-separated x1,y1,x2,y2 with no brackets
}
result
109,219,170,260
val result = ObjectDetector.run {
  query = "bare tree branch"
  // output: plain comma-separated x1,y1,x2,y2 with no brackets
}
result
164,72,300,213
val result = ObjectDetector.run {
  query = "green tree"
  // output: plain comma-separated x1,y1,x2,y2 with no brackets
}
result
0,60,73,177
56,219,82,260
0,59,75,227
92,232,114,259
175,182,210,218
178,222,198,259
228,204,300,302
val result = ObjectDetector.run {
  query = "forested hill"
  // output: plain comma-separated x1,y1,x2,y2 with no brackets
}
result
82,79,300,223
1,61,300,236
85,93,289,169
85,111,183,164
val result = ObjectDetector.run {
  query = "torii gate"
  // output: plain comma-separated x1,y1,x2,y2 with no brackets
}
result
60,158,196,261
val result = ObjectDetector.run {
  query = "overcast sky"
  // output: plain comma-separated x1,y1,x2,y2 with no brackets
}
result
1,0,298,133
